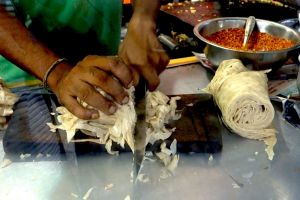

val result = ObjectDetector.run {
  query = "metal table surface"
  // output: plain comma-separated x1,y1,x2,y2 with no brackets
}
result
0,64,299,200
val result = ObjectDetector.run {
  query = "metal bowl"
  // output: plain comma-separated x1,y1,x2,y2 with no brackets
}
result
193,17,300,69
279,18,300,33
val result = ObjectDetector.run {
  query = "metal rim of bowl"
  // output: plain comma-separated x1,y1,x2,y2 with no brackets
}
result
193,17,300,54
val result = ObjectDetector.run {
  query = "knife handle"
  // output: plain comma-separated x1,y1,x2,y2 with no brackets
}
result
135,78,147,100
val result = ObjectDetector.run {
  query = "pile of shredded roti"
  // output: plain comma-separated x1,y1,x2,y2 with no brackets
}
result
0,78,19,129
47,87,181,167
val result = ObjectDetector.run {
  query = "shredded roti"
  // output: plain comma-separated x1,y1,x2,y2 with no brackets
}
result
48,87,136,154
0,77,19,129
48,88,181,159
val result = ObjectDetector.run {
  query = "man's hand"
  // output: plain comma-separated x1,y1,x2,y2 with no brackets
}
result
49,56,133,120
0,7,134,120
118,0,169,91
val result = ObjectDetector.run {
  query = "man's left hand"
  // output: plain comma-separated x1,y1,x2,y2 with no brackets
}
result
119,14,169,91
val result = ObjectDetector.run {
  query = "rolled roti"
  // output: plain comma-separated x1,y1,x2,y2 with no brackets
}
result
204,59,276,159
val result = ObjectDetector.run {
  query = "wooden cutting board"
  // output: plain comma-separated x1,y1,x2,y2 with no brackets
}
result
3,90,223,156
147,94,223,153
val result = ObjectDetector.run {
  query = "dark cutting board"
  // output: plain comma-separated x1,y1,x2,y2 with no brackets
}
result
148,94,223,153
3,88,223,157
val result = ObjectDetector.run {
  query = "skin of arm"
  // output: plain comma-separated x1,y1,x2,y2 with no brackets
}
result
118,0,170,91
0,0,167,119
0,6,132,120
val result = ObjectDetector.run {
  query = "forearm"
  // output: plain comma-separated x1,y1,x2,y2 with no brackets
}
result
0,6,72,89
132,0,161,21
119,0,168,91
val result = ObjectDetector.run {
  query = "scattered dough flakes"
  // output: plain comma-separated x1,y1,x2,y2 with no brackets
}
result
232,183,241,189
156,140,179,175
137,173,150,183
145,91,181,145
47,122,57,133
260,136,277,160
1,157,12,168
83,187,94,200
70,193,78,198
124,195,131,200
208,154,213,161
104,183,114,191
20,153,31,160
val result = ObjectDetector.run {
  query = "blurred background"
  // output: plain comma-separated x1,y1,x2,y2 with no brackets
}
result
123,0,300,59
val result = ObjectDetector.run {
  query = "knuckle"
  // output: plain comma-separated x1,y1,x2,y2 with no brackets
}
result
82,55,95,62
79,87,93,102
103,100,113,111
95,97,113,114
106,57,117,70
100,73,110,84
57,89,71,106
118,90,127,98
110,58,119,68
74,63,85,72
88,67,97,77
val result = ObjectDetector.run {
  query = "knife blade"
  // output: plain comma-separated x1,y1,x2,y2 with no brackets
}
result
192,51,216,73
133,78,147,182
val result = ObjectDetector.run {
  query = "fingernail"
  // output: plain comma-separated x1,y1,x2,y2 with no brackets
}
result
109,105,117,114
122,96,129,104
91,113,99,119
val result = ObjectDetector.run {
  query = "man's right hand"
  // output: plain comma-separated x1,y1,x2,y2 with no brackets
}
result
0,7,134,120
49,55,133,120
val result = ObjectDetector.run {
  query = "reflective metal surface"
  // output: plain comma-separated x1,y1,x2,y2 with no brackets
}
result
133,80,147,182
194,17,300,69
243,16,256,48
0,64,299,200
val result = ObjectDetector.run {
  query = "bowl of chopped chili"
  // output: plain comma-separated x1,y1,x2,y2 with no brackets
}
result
194,17,300,69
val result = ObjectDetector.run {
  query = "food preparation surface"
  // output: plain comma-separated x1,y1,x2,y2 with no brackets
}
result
2,91,222,155
0,64,299,200
160,1,221,26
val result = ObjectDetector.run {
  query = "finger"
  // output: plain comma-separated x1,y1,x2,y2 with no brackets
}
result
73,82,117,115
131,67,140,87
80,55,133,88
148,53,168,75
60,95,99,120
139,65,160,91
150,45,170,74
122,55,159,91
118,55,139,87
157,51,170,74
145,52,169,91
80,68,129,105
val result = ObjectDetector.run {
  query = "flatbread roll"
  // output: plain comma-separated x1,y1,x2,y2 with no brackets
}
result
204,59,276,160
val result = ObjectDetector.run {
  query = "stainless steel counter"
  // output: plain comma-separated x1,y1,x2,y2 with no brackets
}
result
0,64,299,200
